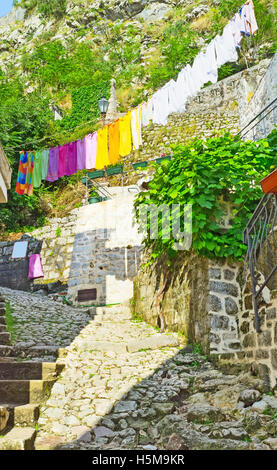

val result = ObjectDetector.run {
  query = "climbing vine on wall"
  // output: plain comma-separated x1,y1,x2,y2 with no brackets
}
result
134,132,277,264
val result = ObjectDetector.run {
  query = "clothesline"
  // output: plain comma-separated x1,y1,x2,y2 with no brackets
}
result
15,0,258,197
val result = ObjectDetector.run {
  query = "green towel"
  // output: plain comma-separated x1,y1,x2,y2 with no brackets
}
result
33,150,43,188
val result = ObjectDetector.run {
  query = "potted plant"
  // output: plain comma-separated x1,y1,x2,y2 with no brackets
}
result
88,190,102,204
155,155,172,164
106,163,124,176
88,170,105,179
260,169,277,194
133,161,148,170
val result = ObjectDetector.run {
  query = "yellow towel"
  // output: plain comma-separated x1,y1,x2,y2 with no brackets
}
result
108,120,120,164
95,126,109,169
119,111,132,157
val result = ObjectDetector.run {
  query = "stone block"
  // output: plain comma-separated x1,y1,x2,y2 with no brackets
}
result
209,268,221,279
240,321,249,334
209,281,238,298
208,295,222,312
242,333,256,348
271,349,277,370
225,297,238,315
127,334,179,353
210,314,229,330
257,330,272,347
224,269,235,281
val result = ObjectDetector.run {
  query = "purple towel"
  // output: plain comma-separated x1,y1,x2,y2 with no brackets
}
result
46,146,59,182
66,141,78,176
58,144,69,178
28,254,44,280
77,138,86,171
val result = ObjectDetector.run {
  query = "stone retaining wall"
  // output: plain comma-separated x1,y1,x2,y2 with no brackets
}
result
125,59,270,165
0,194,143,305
0,235,42,291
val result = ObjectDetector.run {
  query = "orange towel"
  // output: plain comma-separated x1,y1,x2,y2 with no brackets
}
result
95,126,109,169
108,120,120,164
119,111,132,157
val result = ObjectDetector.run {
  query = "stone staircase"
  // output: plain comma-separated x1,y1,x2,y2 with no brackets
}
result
0,295,12,362
0,294,64,450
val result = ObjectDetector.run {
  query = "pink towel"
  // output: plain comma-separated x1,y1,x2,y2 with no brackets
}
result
28,254,44,280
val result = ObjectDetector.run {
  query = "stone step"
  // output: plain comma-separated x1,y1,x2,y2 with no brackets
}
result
0,345,13,357
0,427,36,450
0,358,14,364
0,362,64,381
13,345,59,359
95,305,131,316
0,379,56,404
77,334,180,354
0,332,11,345
0,317,6,325
0,405,9,432
1,403,40,430
0,325,8,333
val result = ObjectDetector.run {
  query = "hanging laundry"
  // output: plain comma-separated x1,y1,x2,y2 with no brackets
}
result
230,13,244,47
183,64,200,99
108,120,120,164
240,0,258,36
167,79,180,115
141,102,148,127
141,99,154,127
96,126,109,169
67,141,78,176
204,41,218,84
191,51,210,90
172,70,189,114
152,84,171,126
76,138,87,171
119,112,132,157
15,151,28,195
214,22,238,68
131,106,142,150
46,146,59,182
33,150,43,188
85,133,97,169
58,143,68,178
41,149,49,180
24,151,34,196
28,254,44,280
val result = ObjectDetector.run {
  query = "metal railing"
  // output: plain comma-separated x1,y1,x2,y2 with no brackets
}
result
243,193,277,332
238,97,277,141
83,176,114,203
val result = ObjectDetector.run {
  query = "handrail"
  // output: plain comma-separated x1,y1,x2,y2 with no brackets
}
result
237,96,277,141
237,97,277,138
243,193,277,332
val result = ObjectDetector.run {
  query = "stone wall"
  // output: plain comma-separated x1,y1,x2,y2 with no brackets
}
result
0,193,143,305
0,235,42,291
133,250,243,355
239,52,277,133
215,273,277,391
124,59,270,166
133,251,277,388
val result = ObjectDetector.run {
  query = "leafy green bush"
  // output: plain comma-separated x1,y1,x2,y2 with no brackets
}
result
134,132,277,263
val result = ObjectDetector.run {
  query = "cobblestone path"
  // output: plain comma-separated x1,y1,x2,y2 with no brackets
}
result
34,305,277,451
0,287,90,361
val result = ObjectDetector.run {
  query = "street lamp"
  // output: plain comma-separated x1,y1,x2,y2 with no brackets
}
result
98,97,109,126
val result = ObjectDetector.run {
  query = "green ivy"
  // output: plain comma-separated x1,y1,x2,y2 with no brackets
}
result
134,132,277,263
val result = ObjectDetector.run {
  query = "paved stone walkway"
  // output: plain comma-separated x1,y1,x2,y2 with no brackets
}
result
0,287,90,361
34,305,277,451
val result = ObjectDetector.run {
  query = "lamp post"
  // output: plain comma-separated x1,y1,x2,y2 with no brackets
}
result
98,97,109,127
